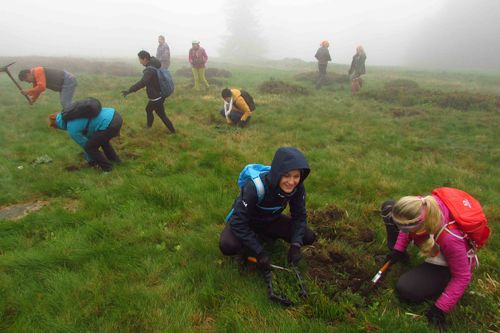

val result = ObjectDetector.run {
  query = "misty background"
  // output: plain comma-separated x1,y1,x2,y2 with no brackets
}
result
1,0,499,70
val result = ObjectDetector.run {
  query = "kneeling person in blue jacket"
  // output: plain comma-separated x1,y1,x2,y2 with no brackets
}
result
219,147,316,270
49,101,122,172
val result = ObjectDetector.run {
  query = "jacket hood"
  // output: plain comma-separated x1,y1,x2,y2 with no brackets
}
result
146,57,161,69
269,147,310,189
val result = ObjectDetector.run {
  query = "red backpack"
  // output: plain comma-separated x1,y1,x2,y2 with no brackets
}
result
432,187,490,249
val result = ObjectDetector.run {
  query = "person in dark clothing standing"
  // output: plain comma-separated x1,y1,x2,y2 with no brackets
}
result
19,67,77,110
121,50,176,133
219,147,316,271
348,45,367,94
314,40,332,90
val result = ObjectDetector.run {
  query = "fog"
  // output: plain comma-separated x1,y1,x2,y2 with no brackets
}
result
1,0,499,69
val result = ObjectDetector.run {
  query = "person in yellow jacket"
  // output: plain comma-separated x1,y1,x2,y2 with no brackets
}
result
219,88,254,127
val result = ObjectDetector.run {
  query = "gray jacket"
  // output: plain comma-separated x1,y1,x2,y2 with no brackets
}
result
156,43,171,69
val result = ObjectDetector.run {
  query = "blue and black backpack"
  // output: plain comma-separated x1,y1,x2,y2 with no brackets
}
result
225,164,271,222
149,67,175,97
237,164,271,203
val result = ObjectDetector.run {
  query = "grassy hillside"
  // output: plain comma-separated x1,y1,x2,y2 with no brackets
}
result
0,58,498,332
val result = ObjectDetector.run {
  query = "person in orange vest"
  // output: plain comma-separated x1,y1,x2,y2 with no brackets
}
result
19,67,77,110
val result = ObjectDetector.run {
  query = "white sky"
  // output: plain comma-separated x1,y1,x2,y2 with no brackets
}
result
0,0,472,66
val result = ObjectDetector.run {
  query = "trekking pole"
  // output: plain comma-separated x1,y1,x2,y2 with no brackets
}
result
0,62,32,105
247,256,292,272
371,261,391,284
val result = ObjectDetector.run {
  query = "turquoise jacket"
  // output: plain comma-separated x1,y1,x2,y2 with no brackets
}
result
55,107,116,161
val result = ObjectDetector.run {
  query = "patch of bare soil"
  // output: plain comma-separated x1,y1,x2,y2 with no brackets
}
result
0,201,49,221
306,205,377,298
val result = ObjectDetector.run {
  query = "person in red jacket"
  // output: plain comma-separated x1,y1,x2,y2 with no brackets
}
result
188,40,210,91
381,195,476,330
19,67,77,110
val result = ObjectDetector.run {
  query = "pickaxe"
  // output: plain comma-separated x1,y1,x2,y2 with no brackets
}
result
0,62,32,105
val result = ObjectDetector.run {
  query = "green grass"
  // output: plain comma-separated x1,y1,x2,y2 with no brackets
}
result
0,60,499,332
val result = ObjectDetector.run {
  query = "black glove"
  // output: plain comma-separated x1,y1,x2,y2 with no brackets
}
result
256,251,272,271
387,249,407,265
121,90,130,97
288,244,301,265
426,305,446,330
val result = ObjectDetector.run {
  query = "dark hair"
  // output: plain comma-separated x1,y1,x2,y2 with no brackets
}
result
18,69,31,81
137,50,151,60
221,88,232,98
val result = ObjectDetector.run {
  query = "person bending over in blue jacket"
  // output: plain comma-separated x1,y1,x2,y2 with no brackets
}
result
219,147,316,270
49,98,122,172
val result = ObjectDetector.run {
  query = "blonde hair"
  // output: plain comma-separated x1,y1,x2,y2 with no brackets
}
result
392,195,442,256
356,45,364,54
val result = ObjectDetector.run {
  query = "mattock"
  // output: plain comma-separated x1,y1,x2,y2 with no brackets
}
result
0,62,33,105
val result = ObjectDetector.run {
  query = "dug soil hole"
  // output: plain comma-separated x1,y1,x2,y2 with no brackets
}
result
307,205,377,297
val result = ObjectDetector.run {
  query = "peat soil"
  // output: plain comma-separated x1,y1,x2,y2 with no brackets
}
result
306,205,378,298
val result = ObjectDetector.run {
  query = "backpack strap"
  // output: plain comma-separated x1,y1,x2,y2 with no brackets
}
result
435,221,479,268
223,98,233,120
435,221,465,242
251,175,265,204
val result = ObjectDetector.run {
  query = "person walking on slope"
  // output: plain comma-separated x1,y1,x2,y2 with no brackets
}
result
380,192,488,330
19,67,77,110
219,147,316,271
189,41,210,91
314,40,332,90
121,50,176,133
49,98,122,172
156,35,171,69
348,46,366,94
219,88,255,127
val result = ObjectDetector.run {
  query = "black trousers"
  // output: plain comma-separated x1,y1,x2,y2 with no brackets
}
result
84,112,122,171
219,214,316,256
146,97,176,133
380,200,451,303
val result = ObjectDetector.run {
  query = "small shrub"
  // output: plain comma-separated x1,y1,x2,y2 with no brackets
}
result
432,91,494,111
361,79,496,111
258,79,310,95
294,71,350,86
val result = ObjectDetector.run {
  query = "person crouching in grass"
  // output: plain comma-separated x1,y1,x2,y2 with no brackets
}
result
49,99,122,172
220,88,253,127
380,194,481,330
219,147,316,271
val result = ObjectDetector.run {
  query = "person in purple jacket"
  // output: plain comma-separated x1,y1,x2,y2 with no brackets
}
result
380,195,475,330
